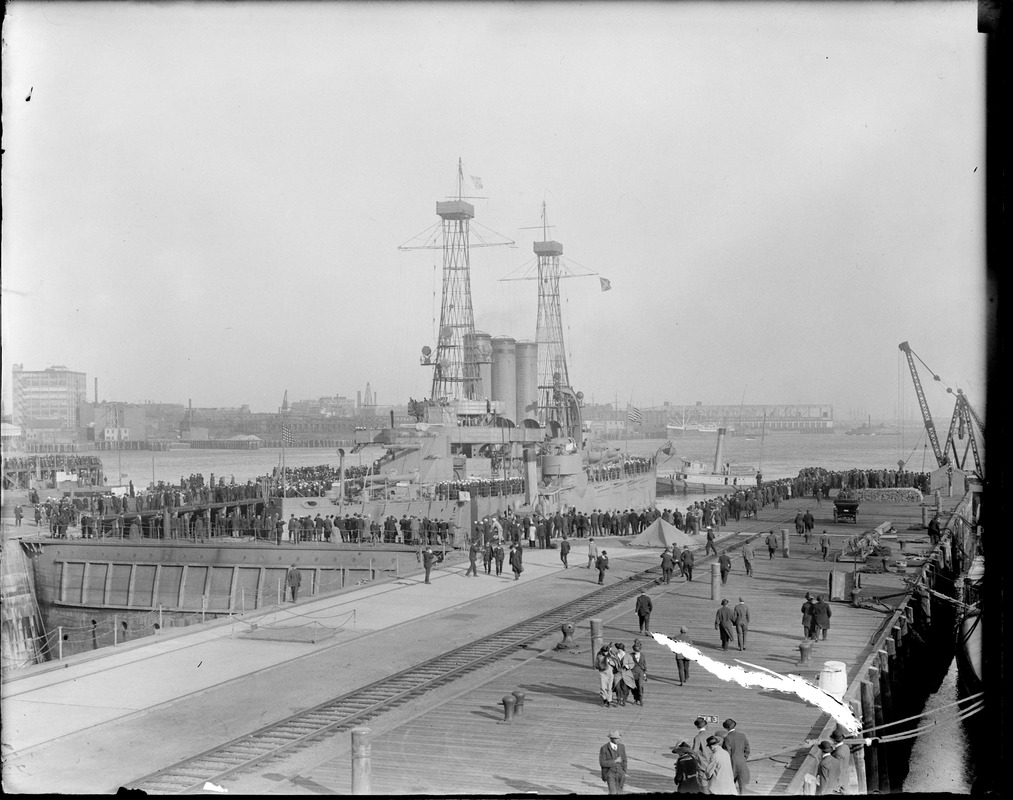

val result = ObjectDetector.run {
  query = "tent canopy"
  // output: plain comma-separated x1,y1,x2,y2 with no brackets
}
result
627,517,695,548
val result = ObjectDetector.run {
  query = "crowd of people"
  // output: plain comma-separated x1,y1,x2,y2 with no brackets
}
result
585,455,655,484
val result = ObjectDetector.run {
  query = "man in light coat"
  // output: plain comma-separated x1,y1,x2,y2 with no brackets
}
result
599,730,628,794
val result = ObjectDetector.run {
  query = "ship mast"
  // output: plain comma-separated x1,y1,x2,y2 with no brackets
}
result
399,159,512,402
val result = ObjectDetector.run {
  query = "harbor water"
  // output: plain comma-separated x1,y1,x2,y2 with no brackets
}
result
98,431,927,491
901,658,974,793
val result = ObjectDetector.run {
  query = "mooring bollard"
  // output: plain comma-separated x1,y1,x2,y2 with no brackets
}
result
512,690,526,715
350,727,371,795
556,622,576,650
710,563,721,601
501,694,516,722
798,639,813,665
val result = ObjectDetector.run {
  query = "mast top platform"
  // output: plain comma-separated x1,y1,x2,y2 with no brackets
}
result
436,200,474,220
533,240,564,256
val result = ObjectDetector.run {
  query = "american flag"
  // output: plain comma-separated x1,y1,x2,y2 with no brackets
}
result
281,424,294,446
628,406,643,425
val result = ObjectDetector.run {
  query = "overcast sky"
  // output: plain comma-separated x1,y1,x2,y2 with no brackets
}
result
2,1,987,422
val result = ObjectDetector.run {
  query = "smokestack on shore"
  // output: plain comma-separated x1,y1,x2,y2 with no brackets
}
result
713,427,727,473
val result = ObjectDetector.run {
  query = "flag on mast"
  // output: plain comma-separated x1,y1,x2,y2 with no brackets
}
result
599,276,612,292
628,406,643,425
471,175,483,190
281,424,294,446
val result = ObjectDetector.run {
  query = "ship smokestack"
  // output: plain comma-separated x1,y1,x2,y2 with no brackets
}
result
713,427,727,473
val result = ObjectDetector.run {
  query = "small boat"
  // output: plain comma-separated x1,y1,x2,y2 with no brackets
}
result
658,428,757,494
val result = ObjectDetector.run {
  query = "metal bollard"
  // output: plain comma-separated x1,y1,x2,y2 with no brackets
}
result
501,694,516,722
798,639,813,665
710,563,721,601
512,690,526,715
556,622,577,650
350,727,371,795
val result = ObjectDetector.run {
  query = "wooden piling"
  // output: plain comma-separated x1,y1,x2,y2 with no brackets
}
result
849,697,867,793
590,619,603,669
860,680,879,793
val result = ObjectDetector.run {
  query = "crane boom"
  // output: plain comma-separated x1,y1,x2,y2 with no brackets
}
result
899,341,946,467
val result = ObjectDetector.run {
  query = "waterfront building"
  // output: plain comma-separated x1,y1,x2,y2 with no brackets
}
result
10,364,87,439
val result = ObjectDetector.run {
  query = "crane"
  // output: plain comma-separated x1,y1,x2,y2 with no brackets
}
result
898,341,984,479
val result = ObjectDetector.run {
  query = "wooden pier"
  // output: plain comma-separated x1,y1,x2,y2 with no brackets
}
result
217,495,964,795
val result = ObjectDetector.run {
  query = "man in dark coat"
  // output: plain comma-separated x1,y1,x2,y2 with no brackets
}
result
721,718,751,792
766,530,778,559
630,640,648,705
596,550,610,585
286,564,302,602
816,740,844,794
422,547,438,584
493,542,505,575
635,592,653,635
660,548,676,584
802,593,816,639
599,730,628,794
704,526,718,557
820,531,832,561
483,541,494,574
465,541,479,577
509,544,523,580
714,598,735,651
718,551,733,584
741,541,755,577
813,594,832,640
681,548,695,581
559,534,571,568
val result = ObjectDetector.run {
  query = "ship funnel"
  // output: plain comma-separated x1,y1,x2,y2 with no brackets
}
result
491,336,517,424
713,427,727,473
515,340,538,424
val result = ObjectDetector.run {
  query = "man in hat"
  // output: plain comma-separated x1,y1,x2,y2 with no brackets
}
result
816,740,844,794
820,530,832,562
795,593,811,641
465,540,479,577
422,547,438,584
733,597,750,651
674,626,692,685
718,550,733,585
765,529,778,559
741,540,755,577
560,533,571,568
795,509,805,536
611,643,634,706
660,547,676,584
509,543,523,580
715,598,735,651
681,547,695,581
630,640,648,705
587,537,599,569
599,729,628,794
705,735,736,794
830,729,850,776
596,550,610,585
722,718,750,792
493,540,505,575
285,564,301,602
635,592,653,635
813,594,832,641
705,526,718,557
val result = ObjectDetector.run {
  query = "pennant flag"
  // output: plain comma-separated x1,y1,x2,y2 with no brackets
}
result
628,406,643,425
471,175,483,190
599,276,612,292
281,424,294,446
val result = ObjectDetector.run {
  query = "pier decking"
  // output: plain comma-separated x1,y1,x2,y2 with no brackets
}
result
1,496,956,794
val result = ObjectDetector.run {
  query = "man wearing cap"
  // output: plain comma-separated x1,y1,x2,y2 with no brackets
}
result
674,626,693,685
587,537,599,569
715,598,735,651
722,719,750,792
285,564,301,602
599,729,628,794
422,547,438,584
813,594,832,641
816,740,844,794
705,526,718,557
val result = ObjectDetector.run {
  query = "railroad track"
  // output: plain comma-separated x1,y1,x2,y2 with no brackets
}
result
127,527,772,794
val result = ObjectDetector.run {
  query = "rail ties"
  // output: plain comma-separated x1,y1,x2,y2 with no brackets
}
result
127,561,677,793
